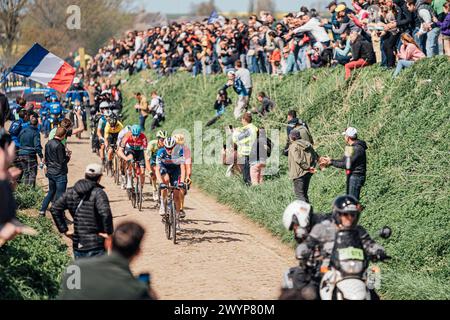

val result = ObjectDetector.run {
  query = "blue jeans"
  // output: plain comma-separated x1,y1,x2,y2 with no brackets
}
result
425,28,440,57
139,115,147,132
40,174,68,213
393,60,415,77
74,248,106,260
348,175,366,201
285,53,298,74
297,47,309,71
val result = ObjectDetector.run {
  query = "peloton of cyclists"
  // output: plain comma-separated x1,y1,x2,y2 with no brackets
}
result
145,130,168,202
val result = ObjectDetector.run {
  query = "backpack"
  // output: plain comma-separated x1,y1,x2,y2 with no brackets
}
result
256,130,273,159
301,142,318,169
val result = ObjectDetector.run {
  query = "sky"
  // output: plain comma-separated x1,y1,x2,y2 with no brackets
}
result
134,0,334,14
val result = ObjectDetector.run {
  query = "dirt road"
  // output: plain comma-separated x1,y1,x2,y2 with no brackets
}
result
38,134,295,300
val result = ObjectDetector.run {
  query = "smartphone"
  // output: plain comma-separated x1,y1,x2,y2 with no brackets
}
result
138,273,151,285
228,125,233,131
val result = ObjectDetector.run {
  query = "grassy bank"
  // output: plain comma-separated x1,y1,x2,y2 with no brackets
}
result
119,57,450,299
0,185,69,300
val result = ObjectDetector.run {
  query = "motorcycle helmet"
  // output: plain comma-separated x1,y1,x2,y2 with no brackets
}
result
73,77,81,85
156,130,168,139
131,125,141,137
44,93,52,100
173,133,185,145
282,201,312,242
332,195,362,228
50,94,59,102
164,137,176,149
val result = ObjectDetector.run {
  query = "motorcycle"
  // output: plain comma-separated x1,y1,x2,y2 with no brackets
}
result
319,227,392,300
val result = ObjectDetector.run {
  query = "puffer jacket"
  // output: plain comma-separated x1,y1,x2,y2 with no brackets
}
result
51,179,113,252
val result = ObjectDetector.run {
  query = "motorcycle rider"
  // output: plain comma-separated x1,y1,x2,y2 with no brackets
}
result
66,77,89,130
291,195,387,300
48,95,65,130
40,93,52,138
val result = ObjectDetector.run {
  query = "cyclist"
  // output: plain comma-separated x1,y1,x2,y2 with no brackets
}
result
145,130,167,202
117,124,132,189
155,137,186,228
173,133,192,219
97,102,111,165
118,125,148,190
104,114,124,171
48,95,65,129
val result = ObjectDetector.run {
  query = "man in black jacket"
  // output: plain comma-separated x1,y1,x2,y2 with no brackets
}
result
39,128,70,217
320,127,368,200
0,92,10,129
17,117,43,187
51,163,113,259
344,31,376,80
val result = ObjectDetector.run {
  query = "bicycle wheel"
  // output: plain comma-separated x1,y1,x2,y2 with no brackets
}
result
113,155,119,185
164,199,171,240
171,195,177,245
130,170,137,208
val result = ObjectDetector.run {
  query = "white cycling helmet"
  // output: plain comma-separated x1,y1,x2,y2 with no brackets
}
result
164,137,177,149
99,101,110,109
282,200,312,233
73,77,80,84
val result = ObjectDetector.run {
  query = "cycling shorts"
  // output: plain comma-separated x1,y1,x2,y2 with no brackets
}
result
125,149,145,167
160,165,181,187
107,133,119,147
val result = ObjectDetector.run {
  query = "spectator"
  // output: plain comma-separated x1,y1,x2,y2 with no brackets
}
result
0,92,10,129
380,5,401,69
284,110,314,156
222,143,243,177
235,60,253,101
39,128,70,217
17,116,43,187
58,222,157,300
51,163,113,259
320,127,368,200
287,130,318,203
416,0,441,57
232,113,258,186
8,109,29,150
49,113,84,146
224,71,249,119
434,2,450,56
148,91,165,130
393,33,426,77
254,92,275,116
249,128,271,185
344,31,376,80
134,92,150,132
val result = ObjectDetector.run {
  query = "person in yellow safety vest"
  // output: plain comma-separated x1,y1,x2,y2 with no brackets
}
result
232,112,258,186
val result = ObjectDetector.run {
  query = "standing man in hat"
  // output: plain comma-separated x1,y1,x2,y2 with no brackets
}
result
320,127,368,200
51,163,113,259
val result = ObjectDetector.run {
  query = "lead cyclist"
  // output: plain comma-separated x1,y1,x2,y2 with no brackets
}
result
155,137,186,230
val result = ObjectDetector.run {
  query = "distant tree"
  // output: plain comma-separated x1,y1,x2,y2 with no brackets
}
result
0,0,28,64
255,0,275,14
192,0,217,16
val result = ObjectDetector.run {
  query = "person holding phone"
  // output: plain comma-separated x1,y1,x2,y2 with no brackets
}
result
59,222,158,300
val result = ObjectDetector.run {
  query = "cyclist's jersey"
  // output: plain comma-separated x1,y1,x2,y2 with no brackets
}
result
120,132,148,151
156,147,184,170
97,116,107,135
104,122,124,140
146,140,161,163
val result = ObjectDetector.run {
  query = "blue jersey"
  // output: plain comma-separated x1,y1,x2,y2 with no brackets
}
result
40,102,50,117
156,147,184,170
48,102,63,116
66,89,90,105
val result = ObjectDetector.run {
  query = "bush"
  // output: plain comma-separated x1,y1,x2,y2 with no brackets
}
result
14,184,45,210
120,57,450,299
0,213,69,300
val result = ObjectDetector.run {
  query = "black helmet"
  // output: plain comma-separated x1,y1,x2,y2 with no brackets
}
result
332,195,362,227
108,114,118,126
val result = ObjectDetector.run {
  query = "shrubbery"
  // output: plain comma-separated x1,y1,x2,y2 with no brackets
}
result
120,57,450,299
0,186,69,300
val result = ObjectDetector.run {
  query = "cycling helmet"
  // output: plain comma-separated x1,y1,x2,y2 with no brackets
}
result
156,130,168,139
332,195,362,227
99,101,110,109
108,114,118,127
173,133,185,145
282,201,312,241
164,137,177,149
131,125,141,137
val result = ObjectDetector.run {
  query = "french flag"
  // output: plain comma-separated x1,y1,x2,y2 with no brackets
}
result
11,43,76,93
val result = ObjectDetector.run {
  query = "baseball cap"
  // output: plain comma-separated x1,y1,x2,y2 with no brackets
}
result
326,1,337,9
227,71,236,77
335,4,347,13
343,127,358,138
85,163,103,176
295,11,306,18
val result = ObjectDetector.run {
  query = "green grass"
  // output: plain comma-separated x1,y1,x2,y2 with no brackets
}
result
119,57,450,300
0,186,69,300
